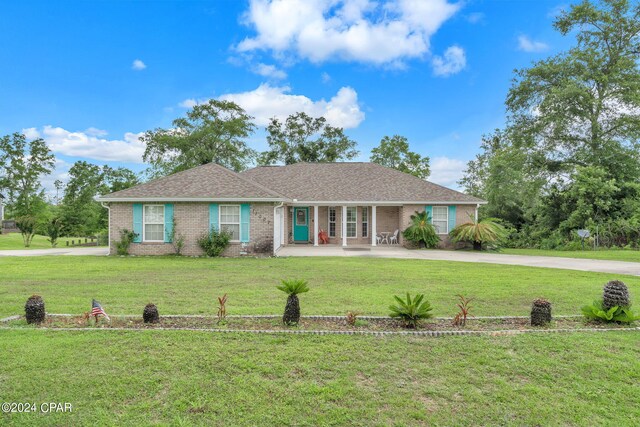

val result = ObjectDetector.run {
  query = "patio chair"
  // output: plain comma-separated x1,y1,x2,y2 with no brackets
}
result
376,234,386,245
389,229,399,245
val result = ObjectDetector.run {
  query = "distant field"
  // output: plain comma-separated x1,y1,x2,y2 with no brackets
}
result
0,233,103,250
502,248,640,263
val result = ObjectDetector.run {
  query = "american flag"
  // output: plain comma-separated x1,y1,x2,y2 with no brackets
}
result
91,299,110,321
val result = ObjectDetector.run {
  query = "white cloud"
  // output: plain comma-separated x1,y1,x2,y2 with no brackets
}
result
517,35,549,52
34,126,145,163
429,156,467,188
22,127,41,139
252,63,287,79
178,99,199,108
321,72,331,83
237,0,461,66
431,45,466,76
84,127,108,137
466,12,484,24
132,59,147,70
216,83,365,128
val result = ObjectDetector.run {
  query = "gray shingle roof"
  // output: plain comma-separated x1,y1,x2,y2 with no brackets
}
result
240,162,484,203
97,163,285,201
98,162,485,204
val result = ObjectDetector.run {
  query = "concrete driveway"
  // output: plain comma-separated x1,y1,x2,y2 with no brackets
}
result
0,247,109,257
276,245,640,276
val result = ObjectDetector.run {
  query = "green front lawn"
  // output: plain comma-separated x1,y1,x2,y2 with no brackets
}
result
1,256,638,318
0,233,103,250
0,330,638,426
502,248,640,263
1,256,638,425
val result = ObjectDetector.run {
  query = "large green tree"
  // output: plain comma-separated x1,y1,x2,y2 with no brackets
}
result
460,130,545,229
370,135,430,179
461,0,640,247
60,161,139,235
142,100,256,177
259,112,359,165
0,132,54,218
506,0,640,180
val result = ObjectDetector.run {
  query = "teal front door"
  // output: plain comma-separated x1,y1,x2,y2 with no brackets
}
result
293,207,309,242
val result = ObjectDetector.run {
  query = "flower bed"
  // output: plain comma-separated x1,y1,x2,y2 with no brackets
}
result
2,314,638,333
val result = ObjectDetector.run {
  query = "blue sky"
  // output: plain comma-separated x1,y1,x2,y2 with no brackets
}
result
0,0,573,190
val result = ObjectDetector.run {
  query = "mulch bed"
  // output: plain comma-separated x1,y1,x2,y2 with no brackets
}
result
3,314,638,333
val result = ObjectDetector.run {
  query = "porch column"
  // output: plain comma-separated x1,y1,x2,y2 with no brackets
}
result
371,205,377,246
313,205,319,246
475,203,479,222
342,205,347,247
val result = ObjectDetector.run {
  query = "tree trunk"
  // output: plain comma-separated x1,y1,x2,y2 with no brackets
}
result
283,294,300,325
473,241,482,251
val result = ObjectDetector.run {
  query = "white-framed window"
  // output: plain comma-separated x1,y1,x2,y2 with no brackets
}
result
220,205,240,241
432,206,449,234
346,206,357,238
361,207,368,238
143,205,165,242
328,207,336,238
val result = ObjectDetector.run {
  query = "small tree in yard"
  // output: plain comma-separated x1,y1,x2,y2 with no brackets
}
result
46,217,63,247
16,216,37,247
277,279,310,325
449,217,508,250
402,211,440,248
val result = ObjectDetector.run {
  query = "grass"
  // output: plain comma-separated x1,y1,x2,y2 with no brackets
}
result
1,256,639,318
502,248,640,263
0,233,103,250
1,256,638,425
0,330,638,426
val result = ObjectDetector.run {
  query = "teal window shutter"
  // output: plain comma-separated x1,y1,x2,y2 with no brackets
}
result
209,204,219,232
132,203,143,243
425,205,433,223
240,203,250,242
448,205,456,233
164,204,174,243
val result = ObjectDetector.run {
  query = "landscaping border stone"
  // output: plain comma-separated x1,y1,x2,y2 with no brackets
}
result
1,313,637,337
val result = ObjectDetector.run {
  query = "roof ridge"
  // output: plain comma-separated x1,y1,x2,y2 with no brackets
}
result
103,163,217,198
212,163,289,199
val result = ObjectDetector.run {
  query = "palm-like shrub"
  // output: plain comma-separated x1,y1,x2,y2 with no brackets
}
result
582,280,638,324
143,303,159,323
530,298,552,326
25,294,46,324
449,217,509,250
402,211,440,248
389,293,433,328
277,279,310,325
602,280,630,310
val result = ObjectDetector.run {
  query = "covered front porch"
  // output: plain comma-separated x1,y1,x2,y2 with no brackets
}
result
282,205,405,248
276,244,411,257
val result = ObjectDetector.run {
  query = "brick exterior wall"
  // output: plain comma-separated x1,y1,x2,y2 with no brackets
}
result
109,202,478,255
108,202,275,256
